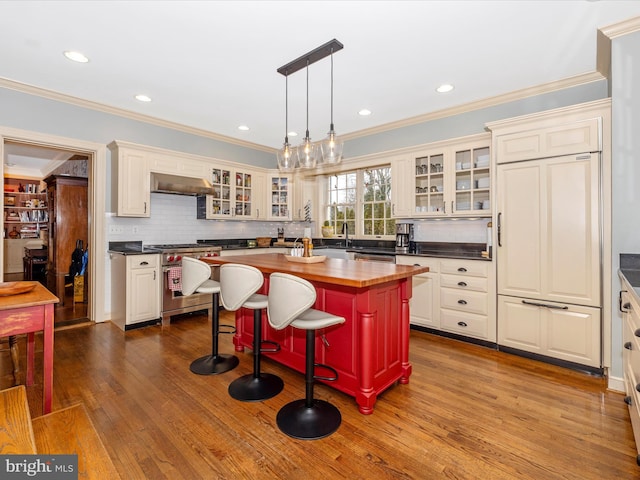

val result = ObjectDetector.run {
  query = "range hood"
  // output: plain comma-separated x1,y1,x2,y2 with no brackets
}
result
150,172,215,196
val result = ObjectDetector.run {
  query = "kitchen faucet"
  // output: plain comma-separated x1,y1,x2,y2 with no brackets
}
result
342,223,352,247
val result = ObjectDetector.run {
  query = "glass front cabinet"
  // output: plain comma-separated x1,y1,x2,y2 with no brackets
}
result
197,166,260,220
412,135,491,217
267,175,292,221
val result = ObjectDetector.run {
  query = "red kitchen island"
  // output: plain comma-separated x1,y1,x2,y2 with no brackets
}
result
202,253,429,414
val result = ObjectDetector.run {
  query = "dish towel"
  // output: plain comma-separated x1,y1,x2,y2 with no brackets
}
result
168,266,182,292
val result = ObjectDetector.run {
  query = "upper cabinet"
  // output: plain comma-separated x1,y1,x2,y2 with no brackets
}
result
267,175,292,221
197,166,263,220
292,174,317,222
109,143,150,217
394,133,491,218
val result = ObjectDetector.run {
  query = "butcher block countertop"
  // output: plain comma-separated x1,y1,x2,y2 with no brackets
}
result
201,252,429,288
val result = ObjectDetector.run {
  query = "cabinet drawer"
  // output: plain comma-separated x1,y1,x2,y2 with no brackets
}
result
441,287,487,315
440,273,487,292
127,255,159,269
396,255,439,273
626,362,640,456
440,309,488,338
440,259,488,277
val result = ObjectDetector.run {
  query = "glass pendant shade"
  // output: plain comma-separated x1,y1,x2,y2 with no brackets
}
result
296,135,318,169
321,127,343,164
277,141,296,172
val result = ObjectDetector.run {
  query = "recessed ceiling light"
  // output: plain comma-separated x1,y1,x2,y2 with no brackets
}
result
436,84,454,93
358,109,372,116
135,94,152,102
63,51,89,63
288,131,298,137
238,125,249,131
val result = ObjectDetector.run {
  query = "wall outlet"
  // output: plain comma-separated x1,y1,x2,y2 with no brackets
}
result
109,226,124,234
132,226,139,234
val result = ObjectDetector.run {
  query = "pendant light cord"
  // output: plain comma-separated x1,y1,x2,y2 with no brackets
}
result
330,48,334,131
305,59,310,138
284,72,289,144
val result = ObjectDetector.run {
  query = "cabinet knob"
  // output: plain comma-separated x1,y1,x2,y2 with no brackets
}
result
625,341,633,350
458,299,467,305
457,267,467,272
636,384,640,393
635,328,640,338
458,281,467,287
457,321,468,327
625,396,633,406
624,302,632,310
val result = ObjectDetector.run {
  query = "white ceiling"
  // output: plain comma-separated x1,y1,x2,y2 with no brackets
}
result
1,0,639,169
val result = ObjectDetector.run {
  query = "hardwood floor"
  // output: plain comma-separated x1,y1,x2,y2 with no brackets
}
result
3,311,638,479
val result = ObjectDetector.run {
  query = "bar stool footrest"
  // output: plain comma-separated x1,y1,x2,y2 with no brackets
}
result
218,324,236,335
260,340,281,354
313,363,338,382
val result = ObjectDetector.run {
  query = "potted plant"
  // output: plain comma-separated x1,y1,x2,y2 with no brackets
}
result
321,220,334,238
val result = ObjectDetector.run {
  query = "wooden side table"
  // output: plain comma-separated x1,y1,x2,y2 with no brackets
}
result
23,247,48,281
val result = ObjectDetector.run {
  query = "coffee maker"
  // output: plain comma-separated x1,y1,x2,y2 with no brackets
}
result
395,222,414,254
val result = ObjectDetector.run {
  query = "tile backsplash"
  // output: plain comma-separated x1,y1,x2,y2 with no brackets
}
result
105,193,490,244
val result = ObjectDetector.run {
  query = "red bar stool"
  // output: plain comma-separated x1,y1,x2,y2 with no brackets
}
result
221,264,284,402
182,257,239,375
267,272,345,440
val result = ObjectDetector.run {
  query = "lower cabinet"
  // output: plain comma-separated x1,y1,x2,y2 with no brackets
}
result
621,288,640,464
396,256,496,342
110,253,161,330
497,295,600,367
396,256,439,329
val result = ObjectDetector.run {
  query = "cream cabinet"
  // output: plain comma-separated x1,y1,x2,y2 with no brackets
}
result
494,118,600,164
110,253,161,330
498,296,601,368
391,157,414,218
439,258,495,341
197,167,261,220
109,144,150,217
267,175,292,221
496,153,600,307
412,135,491,217
621,287,640,464
396,255,495,342
292,174,317,222
396,256,439,328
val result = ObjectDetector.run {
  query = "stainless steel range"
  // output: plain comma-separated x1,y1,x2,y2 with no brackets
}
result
147,244,222,325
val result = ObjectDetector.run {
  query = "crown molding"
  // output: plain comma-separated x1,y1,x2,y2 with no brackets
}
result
599,15,640,39
340,71,605,142
0,77,276,154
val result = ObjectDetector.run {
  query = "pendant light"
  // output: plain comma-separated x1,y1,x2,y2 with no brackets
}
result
277,72,296,172
296,60,318,169
320,47,343,164
276,39,344,171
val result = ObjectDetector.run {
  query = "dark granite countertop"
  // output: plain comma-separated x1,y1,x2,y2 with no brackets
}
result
620,254,640,298
108,241,161,255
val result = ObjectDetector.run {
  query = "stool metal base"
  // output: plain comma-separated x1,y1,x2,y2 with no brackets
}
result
276,399,342,440
228,373,284,402
190,354,239,375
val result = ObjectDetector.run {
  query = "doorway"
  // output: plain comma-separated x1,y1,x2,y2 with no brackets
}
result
0,128,107,327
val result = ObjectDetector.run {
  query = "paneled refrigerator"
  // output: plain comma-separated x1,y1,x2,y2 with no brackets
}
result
496,152,602,369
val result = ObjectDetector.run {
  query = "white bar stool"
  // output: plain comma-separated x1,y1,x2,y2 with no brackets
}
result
221,264,284,402
182,257,239,375
267,272,345,440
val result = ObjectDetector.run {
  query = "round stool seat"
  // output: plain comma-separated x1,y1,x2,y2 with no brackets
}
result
241,294,268,310
195,279,220,295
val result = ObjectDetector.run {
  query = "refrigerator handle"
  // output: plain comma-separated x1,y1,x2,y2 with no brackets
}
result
497,212,502,247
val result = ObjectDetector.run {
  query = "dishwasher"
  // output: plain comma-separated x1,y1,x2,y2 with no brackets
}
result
353,252,396,263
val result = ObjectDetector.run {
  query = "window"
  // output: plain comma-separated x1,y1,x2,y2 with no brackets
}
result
363,167,394,236
324,166,395,238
